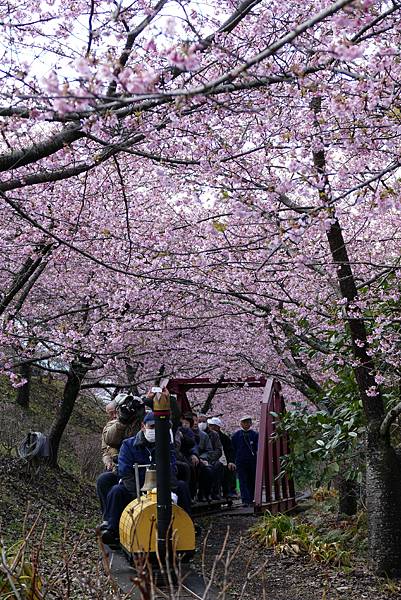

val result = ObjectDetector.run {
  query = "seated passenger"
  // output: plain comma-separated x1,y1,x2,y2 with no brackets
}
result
101,411,190,547
176,415,200,497
192,414,222,502
96,395,142,527
175,417,197,483
198,415,224,500
207,417,237,500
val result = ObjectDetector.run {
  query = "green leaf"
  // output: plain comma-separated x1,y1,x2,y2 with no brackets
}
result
212,220,227,233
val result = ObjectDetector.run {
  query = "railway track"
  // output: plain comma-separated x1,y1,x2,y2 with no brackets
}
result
191,498,255,518
104,543,218,599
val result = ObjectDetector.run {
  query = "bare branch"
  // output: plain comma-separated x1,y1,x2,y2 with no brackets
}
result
107,0,169,97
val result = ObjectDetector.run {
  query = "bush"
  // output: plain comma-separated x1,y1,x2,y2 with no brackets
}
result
0,526,43,598
312,486,338,502
70,432,102,481
0,404,31,456
250,512,351,567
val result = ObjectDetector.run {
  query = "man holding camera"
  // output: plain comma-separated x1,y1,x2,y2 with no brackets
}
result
96,393,145,526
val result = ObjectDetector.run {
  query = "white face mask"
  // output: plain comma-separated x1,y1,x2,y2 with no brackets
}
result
144,429,156,443
198,422,207,432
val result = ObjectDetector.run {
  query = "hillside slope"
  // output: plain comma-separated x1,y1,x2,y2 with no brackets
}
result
0,377,117,598
0,373,106,537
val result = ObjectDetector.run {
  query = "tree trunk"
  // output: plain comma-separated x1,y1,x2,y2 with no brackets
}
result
337,475,358,516
125,359,140,395
0,243,52,316
310,100,401,574
16,363,31,408
47,356,92,467
201,373,225,414
367,444,401,575
155,363,165,385
325,213,401,573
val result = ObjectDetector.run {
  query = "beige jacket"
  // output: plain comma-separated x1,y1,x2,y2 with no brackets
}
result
101,419,140,470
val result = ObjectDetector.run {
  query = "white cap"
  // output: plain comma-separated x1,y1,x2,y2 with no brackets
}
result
207,417,223,427
240,415,252,422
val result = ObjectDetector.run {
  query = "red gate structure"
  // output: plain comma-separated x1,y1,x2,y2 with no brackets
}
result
254,379,296,513
167,376,267,416
166,376,296,514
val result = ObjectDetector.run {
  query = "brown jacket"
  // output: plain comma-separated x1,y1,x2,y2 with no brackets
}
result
101,419,140,470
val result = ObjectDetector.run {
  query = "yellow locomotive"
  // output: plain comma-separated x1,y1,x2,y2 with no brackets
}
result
117,389,196,564
119,469,195,563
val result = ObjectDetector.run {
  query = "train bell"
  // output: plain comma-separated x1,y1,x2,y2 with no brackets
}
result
141,466,157,492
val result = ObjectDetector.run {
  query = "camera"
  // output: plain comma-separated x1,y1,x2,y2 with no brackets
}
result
115,394,145,424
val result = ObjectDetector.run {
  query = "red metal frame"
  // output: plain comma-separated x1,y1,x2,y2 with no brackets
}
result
167,376,267,417
167,376,296,514
254,379,296,513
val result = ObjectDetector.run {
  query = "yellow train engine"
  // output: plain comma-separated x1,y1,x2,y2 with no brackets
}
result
119,480,195,563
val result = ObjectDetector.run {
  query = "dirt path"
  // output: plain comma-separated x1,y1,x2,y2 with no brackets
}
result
194,514,398,599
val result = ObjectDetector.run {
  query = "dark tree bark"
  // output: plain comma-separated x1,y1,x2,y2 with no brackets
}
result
337,475,358,516
155,364,165,385
0,243,52,316
324,204,401,575
0,125,84,172
16,363,31,408
311,98,401,574
201,373,225,414
125,358,141,395
47,356,93,467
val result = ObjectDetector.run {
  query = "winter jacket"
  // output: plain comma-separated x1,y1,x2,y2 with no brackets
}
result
231,429,259,465
204,427,223,463
101,418,139,469
175,427,196,462
217,429,235,464
118,430,177,493
102,419,140,469
193,429,221,464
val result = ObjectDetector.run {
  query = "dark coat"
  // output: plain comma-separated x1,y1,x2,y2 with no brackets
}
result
204,427,223,463
175,426,196,462
118,430,177,493
193,429,222,463
231,429,259,465
217,429,235,464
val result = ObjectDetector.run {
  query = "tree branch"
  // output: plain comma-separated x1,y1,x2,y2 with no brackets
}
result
0,125,84,172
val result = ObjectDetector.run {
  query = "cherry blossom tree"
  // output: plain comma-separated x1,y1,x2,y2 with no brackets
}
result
1,0,401,573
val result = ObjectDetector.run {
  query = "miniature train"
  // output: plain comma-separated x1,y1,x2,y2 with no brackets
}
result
119,485,196,562
118,467,237,563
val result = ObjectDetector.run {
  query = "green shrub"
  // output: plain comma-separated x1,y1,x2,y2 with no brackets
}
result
250,512,350,566
0,538,42,599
